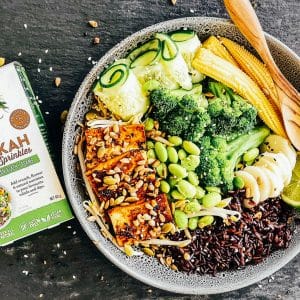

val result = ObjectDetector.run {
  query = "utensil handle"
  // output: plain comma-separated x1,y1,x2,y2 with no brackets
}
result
224,0,300,103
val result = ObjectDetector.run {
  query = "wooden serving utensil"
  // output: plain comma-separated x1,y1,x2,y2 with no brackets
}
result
224,0,300,150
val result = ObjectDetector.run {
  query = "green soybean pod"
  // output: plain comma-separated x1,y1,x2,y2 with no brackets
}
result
178,149,187,160
144,118,154,131
184,200,201,214
195,186,206,199
174,210,188,229
146,141,154,149
205,186,221,193
233,176,245,189
182,141,200,155
168,136,183,146
243,147,259,162
187,171,199,186
168,177,179,187
188,217,199,230
156,163,168,179
167,146,178,163
168,164,188,178
180,155,200,171
147,149,156,159
202,192,222,208
171,189,185,200
177,180,197,198
198,215,214,229
154,142,168,162
160,180,170,193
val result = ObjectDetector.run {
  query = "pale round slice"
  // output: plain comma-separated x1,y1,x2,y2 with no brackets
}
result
243,166,271,202
261,167,284,198
235,170,260,208
254,156,285,189
262,152,292,186
261,134,296,168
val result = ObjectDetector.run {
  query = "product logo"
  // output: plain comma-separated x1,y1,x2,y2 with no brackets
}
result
9,109,30,130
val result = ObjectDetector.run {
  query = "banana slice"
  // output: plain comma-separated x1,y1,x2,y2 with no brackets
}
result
243,166,271,202
235,170,260,208
261,167,284,198
261,134,296,168
254,155,285,187
262,152,292,186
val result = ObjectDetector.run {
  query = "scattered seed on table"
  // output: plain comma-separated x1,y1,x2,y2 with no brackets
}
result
38,58,42,63
18,52,22,56
88,20,98,28
24,24,27,29
54,77,61,87
45,49,49,54
93,36,100,44
171,0,177,5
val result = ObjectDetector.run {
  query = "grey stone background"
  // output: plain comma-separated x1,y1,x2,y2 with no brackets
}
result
0,0,299,299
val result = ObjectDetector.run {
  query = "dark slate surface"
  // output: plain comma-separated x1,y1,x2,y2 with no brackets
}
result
0,0,299,299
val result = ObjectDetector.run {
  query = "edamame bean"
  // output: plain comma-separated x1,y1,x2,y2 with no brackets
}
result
243,147,259,162
202,192,222,208
147,149,156,159
160,180,170,193
180,155,200,171
198,215,214,229
195,186,206,199
187,171,199,186
167,146,178,163
146,141,154,149
233,176,245,189
205,186,221,193
168,177,179,187
177,180,196,198
144,118,154,131
188,217,198,230
156,163,168,179
168,136,182,146
174,210,188,229
168,164,187,178
171,190,185,200
178,149,187,160
184,200,201,214
182,141,200,155
154,142,168,162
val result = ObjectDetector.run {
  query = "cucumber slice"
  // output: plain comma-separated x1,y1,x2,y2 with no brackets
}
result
99,63,129,88
169,29,196,42
127,38,161,61
155,33,178,61
130,49,161,69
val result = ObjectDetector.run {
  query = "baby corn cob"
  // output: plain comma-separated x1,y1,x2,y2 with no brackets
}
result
192,48,287,138
220,37,280,109
202,36,238,66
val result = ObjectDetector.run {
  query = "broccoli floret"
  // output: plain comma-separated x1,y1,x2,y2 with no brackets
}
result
197,126,270,191
206,82,258,138
150,88,179,119
150,88,210,142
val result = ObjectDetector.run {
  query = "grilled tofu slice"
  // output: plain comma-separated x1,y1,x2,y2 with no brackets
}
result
108,194,173,246
85,124,146,168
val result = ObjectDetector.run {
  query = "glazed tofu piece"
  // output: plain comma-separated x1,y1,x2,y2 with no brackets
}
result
108,194,173,246
85,124,146,168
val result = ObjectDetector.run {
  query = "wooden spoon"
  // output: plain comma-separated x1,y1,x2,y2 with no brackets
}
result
224,0,300,150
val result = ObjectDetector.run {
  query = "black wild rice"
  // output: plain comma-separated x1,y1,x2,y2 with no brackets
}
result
159,191,295,275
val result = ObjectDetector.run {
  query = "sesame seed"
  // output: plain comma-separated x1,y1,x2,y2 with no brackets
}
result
18,52,22,56
45,49,49,54
49,67,53,71
88,57,92,61
22,270,29,276
24,24,27,29
37,68,41,72
38,58,42,63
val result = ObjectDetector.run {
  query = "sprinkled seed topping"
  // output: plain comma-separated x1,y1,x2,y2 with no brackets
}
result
54,77,61,87
88,20,98,28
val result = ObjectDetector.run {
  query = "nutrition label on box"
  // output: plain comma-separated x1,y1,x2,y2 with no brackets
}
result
0,62,72,245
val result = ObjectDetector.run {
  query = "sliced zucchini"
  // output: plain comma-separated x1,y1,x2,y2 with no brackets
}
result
169,30,205,83
127,38,161,61
130,49,161,68
94,59,149,120
155,33,192,90
169,29,196,42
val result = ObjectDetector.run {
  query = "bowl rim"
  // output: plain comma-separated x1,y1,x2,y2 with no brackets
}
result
62,16,300,295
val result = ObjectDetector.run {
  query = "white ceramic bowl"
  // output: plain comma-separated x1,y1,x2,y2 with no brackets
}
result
62,17,300,294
